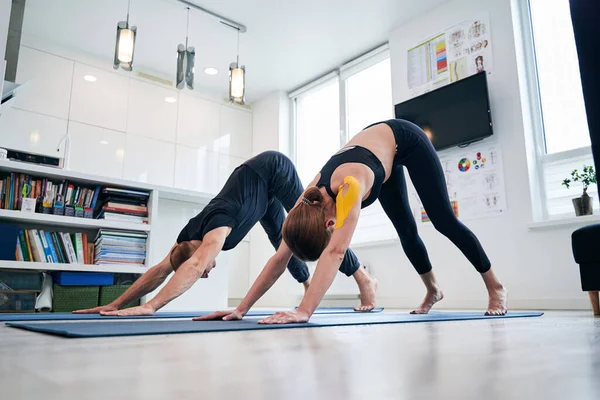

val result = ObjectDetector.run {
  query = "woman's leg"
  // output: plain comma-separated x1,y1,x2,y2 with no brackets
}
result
379,165,444,313
402,133,506,315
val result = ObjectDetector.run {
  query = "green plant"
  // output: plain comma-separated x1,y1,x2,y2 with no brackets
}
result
562,165,597,193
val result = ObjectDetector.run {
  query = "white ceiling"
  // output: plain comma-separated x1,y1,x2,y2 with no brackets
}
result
21,0,448,103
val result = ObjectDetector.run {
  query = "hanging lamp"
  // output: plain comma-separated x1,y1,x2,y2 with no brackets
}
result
176,6,195,90
229,28,245,104
113,0,137,71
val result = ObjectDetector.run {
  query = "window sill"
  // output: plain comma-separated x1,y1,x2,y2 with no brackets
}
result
527,214,600,231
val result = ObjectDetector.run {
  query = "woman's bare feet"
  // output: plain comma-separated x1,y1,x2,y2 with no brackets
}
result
353,266,379,311
481,268,507,315
411,287,444,314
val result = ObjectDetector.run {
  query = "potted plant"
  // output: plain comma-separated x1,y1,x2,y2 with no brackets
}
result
562,165,597,216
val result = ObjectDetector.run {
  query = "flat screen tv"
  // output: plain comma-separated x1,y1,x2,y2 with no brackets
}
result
394,71,493,151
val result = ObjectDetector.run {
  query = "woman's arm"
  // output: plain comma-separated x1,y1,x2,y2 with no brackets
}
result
194,242,294,321
259,197,362,324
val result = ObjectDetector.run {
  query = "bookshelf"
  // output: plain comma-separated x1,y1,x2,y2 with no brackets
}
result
0,261,148,274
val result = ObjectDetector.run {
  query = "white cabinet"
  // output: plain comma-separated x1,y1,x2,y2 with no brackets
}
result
219,106,252,159
176,93,221,149
127,79,178,142
218,154,245,189
13,47,73,119
67,121,125,179
174,145,219,194
69,63,129,132
228,242,250,299
0,107,67,157
122,135,175,187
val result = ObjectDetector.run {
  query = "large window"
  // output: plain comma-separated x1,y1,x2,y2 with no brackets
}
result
294,77,341,186
527,0,596,217
291,45,396,244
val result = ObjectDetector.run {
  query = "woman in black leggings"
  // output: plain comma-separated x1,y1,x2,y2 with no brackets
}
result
258,119,506,324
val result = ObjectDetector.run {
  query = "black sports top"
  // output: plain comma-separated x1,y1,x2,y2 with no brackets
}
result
316,145,385,209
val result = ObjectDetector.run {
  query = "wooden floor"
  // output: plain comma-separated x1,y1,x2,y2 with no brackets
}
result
1,310,599,400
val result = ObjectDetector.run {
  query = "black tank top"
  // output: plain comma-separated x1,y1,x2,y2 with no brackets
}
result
316,145,385,209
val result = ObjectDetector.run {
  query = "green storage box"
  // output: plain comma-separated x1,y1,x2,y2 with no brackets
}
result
99,285,140,309
52,284,99,312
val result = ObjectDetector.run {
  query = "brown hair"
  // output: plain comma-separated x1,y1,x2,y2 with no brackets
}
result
282,187,331,261
169,241,197,271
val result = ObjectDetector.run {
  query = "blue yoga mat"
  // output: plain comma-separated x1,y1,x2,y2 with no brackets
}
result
0,307,384,322
6,311,543,338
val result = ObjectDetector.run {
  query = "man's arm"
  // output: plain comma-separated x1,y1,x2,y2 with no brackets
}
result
73,245,176,314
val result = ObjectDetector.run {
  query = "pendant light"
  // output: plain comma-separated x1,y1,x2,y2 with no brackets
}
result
229,29,245,104
113,0,137,71
176,6,195,90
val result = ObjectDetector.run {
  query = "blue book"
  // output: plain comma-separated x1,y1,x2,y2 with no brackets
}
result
38,230,54,263
90,185,102,210
45,231,59,263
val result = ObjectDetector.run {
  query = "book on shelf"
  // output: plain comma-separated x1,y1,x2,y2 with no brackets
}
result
94,229,147,266
14,229,97,265
95,188,150,224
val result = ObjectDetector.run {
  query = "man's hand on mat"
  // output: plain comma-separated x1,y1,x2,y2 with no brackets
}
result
72,304,118,314
258,310,310,324
100,304,155,317
192,309,245,321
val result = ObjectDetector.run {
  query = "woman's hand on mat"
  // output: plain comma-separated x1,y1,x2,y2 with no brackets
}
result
192,309,245,321
72,304,118,314
258,310,310,324
100,304,155,317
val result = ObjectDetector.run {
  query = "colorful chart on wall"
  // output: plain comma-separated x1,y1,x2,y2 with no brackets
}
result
410,142,507,223
407,15,493,97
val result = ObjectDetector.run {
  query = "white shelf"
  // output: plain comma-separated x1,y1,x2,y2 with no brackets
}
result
0,261,148,274
527,214,600,231
0,209,151,232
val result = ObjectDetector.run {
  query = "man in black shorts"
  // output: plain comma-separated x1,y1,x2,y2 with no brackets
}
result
75,151,378,316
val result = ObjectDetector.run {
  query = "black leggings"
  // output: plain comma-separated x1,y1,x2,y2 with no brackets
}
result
378,119,491,274
259,197,361,282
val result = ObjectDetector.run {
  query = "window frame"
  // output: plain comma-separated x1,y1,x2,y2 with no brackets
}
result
514,0,593,220
289,44,390,166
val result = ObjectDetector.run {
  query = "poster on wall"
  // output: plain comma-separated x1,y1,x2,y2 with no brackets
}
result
407,15,493,97
410,142,507,222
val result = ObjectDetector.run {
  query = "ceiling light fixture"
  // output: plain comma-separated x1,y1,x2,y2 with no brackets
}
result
165,96,177,103
113,0,137,71
229,28,245,104
99,140,109,145
83,75,97,82
176,6,195,90
204,67,218,75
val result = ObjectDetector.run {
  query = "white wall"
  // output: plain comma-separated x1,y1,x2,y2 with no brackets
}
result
348,0,588,311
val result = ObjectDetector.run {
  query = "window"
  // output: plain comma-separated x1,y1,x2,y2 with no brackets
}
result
294,77,341,186
292,45,397,244
530,0,589,154
524,0,595,218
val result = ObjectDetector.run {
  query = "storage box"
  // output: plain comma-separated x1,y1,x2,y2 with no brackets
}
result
0,291,37,313
52,272,114,286
52,284,99,312
99,285,140,309
0,270,43,291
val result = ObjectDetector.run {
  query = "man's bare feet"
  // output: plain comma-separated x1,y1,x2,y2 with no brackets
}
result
485,285,507,315
353,267,379,311
410,287,444,314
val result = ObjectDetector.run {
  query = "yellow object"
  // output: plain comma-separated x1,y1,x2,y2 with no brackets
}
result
335,176,361,229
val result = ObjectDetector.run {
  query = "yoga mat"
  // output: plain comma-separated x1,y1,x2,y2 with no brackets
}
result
7,311,543,338
0,307,384,322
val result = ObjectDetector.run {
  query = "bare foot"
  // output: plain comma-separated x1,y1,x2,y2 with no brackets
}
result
410,287,444,314
485,285,507,316
355,276,379,312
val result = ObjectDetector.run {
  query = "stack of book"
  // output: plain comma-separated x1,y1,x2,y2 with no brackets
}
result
15,229,94,264
94,230,147,266
96,188,150,224
0,173,101,217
